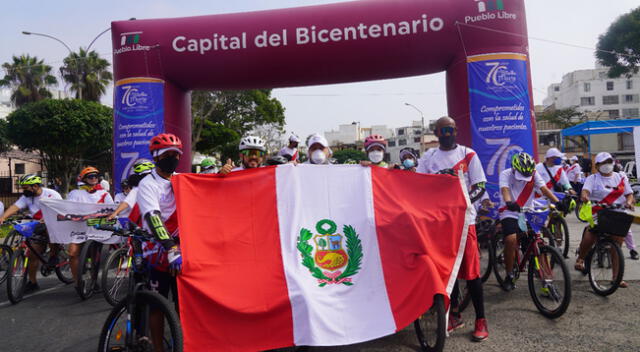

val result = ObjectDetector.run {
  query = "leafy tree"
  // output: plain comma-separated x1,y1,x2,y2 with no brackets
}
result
332,149,366,164
596,7,640,78
5,99,112,195
191,89,286,160
60,48,113,101
252,123,285,154
540,107,590,152
0,55,57,107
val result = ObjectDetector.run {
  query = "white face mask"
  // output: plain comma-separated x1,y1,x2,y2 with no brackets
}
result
599,163,614,174
368,151,384,164
311,150,327,164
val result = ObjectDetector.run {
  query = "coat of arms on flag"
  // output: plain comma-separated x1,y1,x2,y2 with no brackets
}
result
297,219,362,287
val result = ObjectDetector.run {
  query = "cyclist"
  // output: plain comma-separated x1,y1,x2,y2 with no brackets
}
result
219,135,267,174
114,180,131,206
535,148,574,195
575,152,634,287
305,134,333,165
416,116,490,342
399,147,419,171
278,134,300,162
200,158,217,174
107,159,155,223
0,174,62,292
566,155,583,193
499,152,560,291
67,166,114,285
360,135,388,168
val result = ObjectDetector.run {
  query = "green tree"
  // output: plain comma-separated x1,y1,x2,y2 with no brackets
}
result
540,107,590,152
5,99,112,195
596,7,640,78
191,89,286,160
332,149,366,164
0,55,57,107
60,48,113,101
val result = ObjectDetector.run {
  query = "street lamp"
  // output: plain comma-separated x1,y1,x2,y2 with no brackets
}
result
404,102,425,133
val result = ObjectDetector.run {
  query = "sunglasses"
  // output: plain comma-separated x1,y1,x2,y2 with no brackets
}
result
241,150,265,157
438,126,456,136
85,174,99,179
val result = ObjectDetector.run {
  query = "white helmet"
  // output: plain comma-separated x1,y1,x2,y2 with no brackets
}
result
239,136,266,151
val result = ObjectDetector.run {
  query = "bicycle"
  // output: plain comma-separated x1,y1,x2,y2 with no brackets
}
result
101,237,134,306
6,220,73,304
95,223,183,352
413,294,445,352
491,206,572,319
577,202,635,296
0,244,12,285
544,192,574,258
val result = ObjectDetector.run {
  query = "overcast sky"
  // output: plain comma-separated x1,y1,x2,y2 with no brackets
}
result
1,0,638,139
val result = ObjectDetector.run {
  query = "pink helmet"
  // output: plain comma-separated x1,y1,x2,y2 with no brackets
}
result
364,134,387,151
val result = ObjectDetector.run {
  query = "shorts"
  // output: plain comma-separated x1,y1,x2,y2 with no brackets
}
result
458,225,480,280
149,267,178,303
501,217,520,236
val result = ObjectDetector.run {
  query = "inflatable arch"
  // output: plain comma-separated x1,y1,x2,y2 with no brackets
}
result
111,0,537,197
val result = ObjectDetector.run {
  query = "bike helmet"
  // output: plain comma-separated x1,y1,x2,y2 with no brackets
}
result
79,166,99,180
133,159,155,175
149,133,183,154
364,134,387,151
399,147,419,165
200,158,215,168
511,152,536,177
19,174,42,185
120,179,130,189
343,159,358,165
239,136,266,151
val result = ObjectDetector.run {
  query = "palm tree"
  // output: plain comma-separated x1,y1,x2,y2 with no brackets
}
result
60,48,113,101
0,55,58,107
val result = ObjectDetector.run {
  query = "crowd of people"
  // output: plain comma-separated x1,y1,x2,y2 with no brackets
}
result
0,115,638,347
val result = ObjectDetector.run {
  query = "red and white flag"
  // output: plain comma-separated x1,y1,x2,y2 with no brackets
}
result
173,164,470,351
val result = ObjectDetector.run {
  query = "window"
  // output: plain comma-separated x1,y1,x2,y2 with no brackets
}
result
554,86,560,92
602,95,619,105
388,140,396,147
580,96,595,106
398,139,407,146
622,108,640,117
623,94,639,104
413,137,421,143
604,109,620,119
14,163,25,174
413,129,421,135
583,82,591,92
606,81,614,91
627,80,633,90
397,129,405,135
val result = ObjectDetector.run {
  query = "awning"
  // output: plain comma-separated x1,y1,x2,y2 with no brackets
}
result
561,119,640,136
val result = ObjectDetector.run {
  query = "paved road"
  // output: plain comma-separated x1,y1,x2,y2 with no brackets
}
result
1,215,639,352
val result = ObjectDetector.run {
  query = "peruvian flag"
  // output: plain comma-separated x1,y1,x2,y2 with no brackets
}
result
173,164,470,351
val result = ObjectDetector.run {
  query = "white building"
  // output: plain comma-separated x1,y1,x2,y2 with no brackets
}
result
386,121,437,163
324,123,393,146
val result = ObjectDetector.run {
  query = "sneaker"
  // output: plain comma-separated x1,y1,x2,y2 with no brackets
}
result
502,275,516,291
472,318,489,342
447,313,465,333
630,250,639,260
24,281,40,294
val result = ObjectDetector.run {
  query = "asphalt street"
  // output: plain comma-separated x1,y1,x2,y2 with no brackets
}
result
0,215,639,352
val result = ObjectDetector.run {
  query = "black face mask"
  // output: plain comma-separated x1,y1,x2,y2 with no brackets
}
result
438,135,456,149
127,174,143,187
23,190,35,197
157,156,179,174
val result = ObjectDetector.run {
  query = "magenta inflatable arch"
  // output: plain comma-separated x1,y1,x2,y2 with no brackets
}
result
111,0,537,195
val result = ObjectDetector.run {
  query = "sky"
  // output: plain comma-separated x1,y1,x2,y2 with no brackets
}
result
1,0,638,140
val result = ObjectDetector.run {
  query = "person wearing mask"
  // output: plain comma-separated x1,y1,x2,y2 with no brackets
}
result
279,134,300,162
219,135,267,175
566,156,583,193
535,148,574,195
106,159,155,223
360,135,388,168
305,134,333,165
114,180,131,206
200,158,217,174
396,147,419,171
416,116,490,342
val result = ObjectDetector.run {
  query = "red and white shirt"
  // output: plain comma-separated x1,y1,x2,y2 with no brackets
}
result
499,169,546,220
535,163,570,190
136,169,178,237
417,145,486,221
278,146,298,161
67,188,114,204
14,187,62,219
566,163,582,183
583,172,632,208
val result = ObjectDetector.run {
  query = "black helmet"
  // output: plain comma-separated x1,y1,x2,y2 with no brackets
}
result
120,179,130,189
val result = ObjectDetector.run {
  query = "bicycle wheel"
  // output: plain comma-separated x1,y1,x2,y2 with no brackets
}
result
491,232,508,287
3,230,21,248
55,244,74,284
586,237,624,296
527,245,571,319
76,241,102,300
98,290,183,352
101,247,131,306
413,294,445,352
454,279,471,313
0,245,12,285
7,248,28,304
549,217,570,258
477,232,492,283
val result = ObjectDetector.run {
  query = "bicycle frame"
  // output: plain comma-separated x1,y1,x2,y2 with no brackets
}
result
514,231,545,274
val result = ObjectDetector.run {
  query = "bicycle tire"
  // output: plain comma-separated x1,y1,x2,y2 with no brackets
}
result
456,280,471,313
76,241,102,300
0,245,12,285
586,237,624,296
101,247,130,306
98,290,183,352
540,227,556,250
413,294,445,352
477,232,492,283
491,232,508,287
55,245,74,284
527,245,571,319
549,216,570,258
3,230,21,248
7,248,28,304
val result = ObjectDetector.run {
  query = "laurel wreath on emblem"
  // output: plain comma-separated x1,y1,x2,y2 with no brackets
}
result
297,219,363,287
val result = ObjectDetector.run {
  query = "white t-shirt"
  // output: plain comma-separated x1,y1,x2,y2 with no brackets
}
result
499,169,546,220
14,187,62,219
115,190,136,217
278,146,298,161
417,145,486,221
67,188,114,204
582,172,632,207
566,163,582,183
136,169,178,236
535,163,570,190
114,192,127,204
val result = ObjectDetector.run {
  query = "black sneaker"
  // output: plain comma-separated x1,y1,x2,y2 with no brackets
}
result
502,275,516,291
24,281,40,294
630,250,639,260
